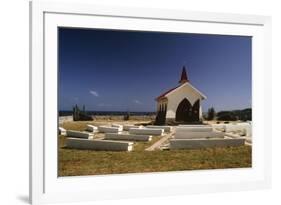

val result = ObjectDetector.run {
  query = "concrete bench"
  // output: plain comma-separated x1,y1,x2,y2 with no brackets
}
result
65,138,134,151
225,132,252,144
170,138,245,150
211,124,226,131
245,137,252,143
224,124,251,136
244,126,252,137
174,131,224,139
85,124,98,132
224,124,242,132
176,127,213,133
146,125,172,132
129,128,164,136
104,133,152,141
58,127,66,135
66,130,94,139
112,124,123,131
179,124,211,127
237,123,252,136
237,122,251,126
123,125,141,131
98,126,122,133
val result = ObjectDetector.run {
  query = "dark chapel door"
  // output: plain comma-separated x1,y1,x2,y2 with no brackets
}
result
176,98,200,122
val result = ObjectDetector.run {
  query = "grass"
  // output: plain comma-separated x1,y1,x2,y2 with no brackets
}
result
58,121,252,176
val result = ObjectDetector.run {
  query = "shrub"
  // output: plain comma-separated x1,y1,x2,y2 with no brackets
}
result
207,107,216,120
216,111,237,121
123,112,130,121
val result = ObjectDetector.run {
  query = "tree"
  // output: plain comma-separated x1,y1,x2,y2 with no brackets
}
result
123,111,130,121
207,107,216,120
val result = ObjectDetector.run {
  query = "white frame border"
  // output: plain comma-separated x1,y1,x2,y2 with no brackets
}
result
30,1,272,204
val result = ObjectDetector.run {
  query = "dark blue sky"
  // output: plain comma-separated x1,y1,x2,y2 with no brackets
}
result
59,28,251,112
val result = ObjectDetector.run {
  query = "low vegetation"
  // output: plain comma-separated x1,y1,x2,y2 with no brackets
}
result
204,108,252,121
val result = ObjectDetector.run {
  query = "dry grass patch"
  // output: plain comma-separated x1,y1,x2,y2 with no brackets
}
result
58,121,251,176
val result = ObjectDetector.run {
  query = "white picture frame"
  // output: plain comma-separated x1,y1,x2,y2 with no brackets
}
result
30,1,272,204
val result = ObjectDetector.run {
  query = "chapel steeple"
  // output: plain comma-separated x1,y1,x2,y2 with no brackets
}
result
179,66,189,84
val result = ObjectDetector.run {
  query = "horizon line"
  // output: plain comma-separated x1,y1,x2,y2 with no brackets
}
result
59,107,252,113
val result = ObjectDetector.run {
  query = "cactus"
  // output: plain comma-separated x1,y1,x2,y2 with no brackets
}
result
72,104,93,121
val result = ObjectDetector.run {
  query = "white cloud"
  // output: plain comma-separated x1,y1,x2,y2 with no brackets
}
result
133,99,142,104
89,90,99,97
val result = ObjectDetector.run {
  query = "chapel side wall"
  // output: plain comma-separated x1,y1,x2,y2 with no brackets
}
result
166,85,202,120
199,102,203,120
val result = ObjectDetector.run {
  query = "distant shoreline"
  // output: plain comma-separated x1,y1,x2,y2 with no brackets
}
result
59,110,156,117
59,114,156,124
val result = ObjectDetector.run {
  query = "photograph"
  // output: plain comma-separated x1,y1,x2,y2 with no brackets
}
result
58,27,252,177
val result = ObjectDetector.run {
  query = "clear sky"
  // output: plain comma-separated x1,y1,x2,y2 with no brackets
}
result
59,27,252,112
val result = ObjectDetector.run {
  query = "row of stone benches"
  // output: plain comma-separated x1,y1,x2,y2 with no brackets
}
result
86,124,172,134
60,125,170,152
170,138,245,150
65,130,153,141
178,123,252,137
169,126,246,150
211,123,252,136
61,124,247,151
63,130,155,152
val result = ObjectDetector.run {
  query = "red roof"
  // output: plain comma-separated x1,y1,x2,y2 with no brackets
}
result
155,85,181,101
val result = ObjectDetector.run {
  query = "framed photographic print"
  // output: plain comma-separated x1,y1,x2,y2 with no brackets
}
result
30,1,271,204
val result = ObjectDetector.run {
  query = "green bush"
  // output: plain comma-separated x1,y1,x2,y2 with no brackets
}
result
207,107,216,120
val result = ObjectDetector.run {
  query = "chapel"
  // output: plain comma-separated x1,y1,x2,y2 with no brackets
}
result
155,66,207,124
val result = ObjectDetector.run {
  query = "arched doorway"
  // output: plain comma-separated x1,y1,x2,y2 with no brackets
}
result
176,98,192,122
191,99,200,121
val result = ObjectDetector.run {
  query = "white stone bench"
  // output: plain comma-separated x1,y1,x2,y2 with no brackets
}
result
224,124,251,136
146,125,172,132
245,137,252,143
58,127,66,135
237,122,251,126
211,124,226,131
179,124,211,127
224,124,242,133
170,138,245,150
112,124,123,131
176,127,213,133
244,126,252,137
224,134,251,145
85,124,98,132
129,128,164,136
66,130,94,139
65,138,134,151
237,123,252,136
104,133,152,141
98,126,122,133
123,125,141,131
174,131,224,139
